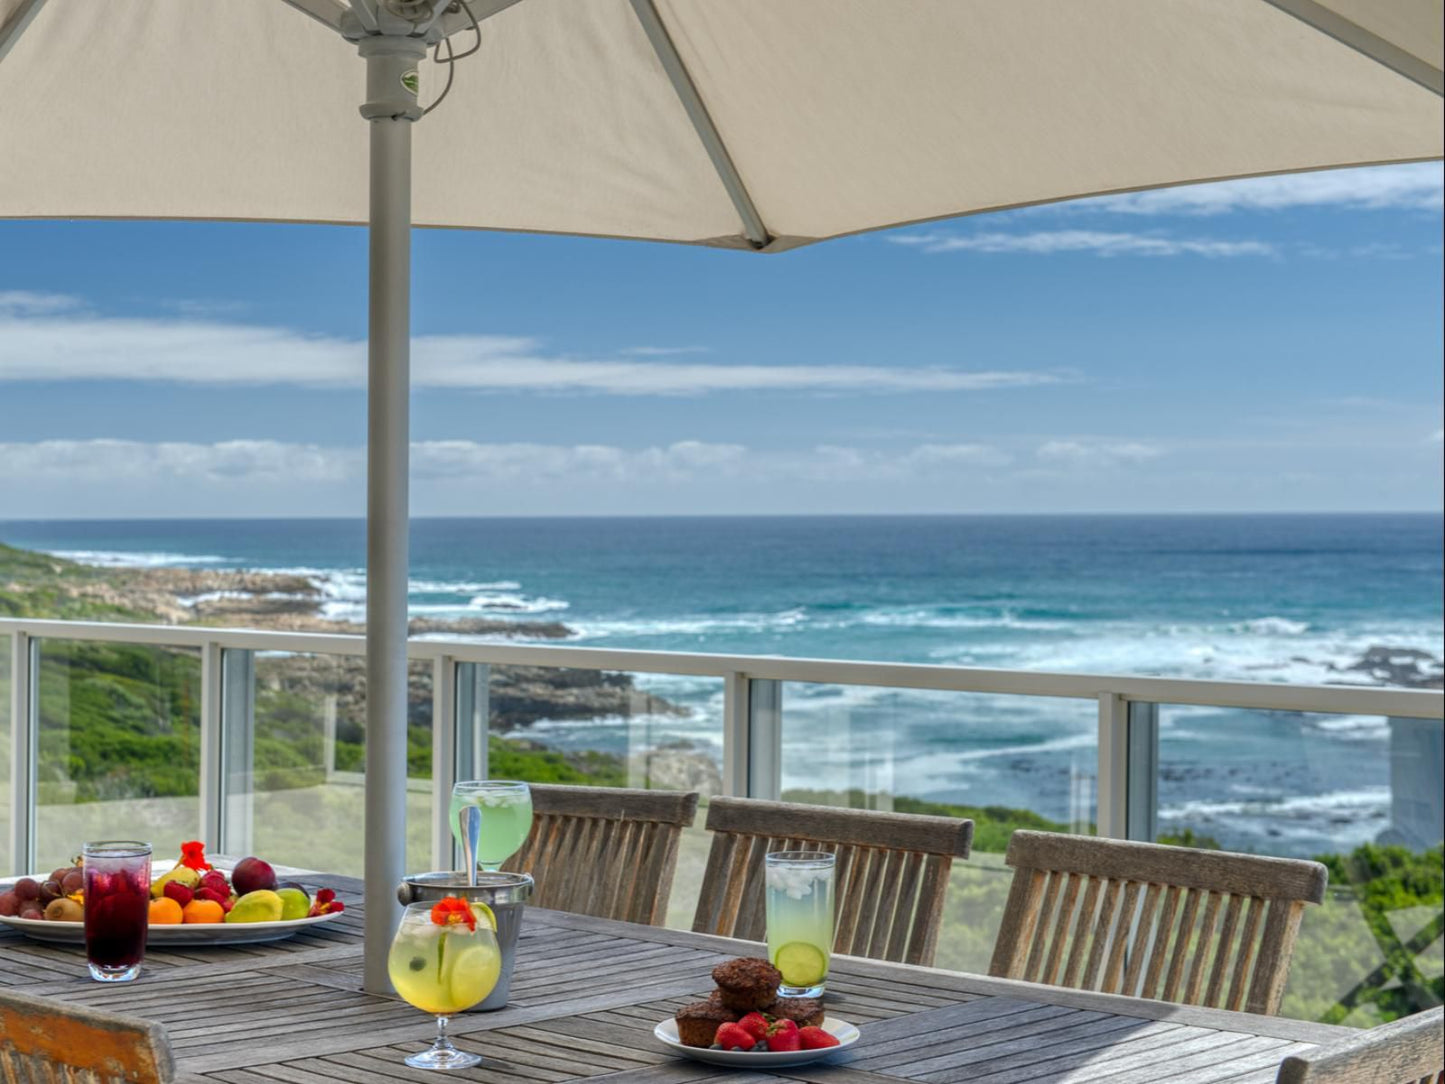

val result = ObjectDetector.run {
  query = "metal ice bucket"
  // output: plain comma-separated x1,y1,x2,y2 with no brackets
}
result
396,871,533,1011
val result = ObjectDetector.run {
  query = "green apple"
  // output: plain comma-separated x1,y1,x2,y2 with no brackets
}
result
276,886,310,921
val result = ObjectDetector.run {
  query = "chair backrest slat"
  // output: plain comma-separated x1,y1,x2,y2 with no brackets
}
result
0,988,174,1084
1275,1006,1444,1084
692,797,973,968
502,784,698,926
988,831,1327,1016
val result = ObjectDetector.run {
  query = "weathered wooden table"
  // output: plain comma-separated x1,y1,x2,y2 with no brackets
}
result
0,872,1353,1083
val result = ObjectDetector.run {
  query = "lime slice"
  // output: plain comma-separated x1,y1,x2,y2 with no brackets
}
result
469,902,497,931
444,942,501,1008
773,941,828,987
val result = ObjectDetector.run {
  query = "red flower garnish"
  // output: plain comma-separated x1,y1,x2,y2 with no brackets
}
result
178,841,213,872
429,896,476,931
308,888,345,917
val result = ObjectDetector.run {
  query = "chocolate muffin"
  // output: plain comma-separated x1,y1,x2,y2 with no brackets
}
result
771,997,825,1028
674,1000,738,1048
711,957,783,1012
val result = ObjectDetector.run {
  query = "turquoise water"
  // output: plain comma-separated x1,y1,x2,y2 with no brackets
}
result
3,514,1440,855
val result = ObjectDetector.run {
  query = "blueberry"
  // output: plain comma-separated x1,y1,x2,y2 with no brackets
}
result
709,1043,722,1050
408,956,426,971
752,1042,768,1051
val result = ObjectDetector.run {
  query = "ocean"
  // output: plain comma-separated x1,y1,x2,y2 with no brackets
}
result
3,513,1441,858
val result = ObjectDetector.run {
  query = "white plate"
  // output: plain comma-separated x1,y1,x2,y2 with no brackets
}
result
653,1015,859,1067
0,908,347,946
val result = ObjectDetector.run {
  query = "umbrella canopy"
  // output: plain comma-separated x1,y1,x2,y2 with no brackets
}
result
2,0,1440,992
2,0,1441,249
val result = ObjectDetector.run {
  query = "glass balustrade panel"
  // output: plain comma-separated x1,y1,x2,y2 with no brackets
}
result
482,664,725,925
32,638,201,872
780,682,1098,973
1154,705,1443,1027
232,652,433,878
0,635,11,872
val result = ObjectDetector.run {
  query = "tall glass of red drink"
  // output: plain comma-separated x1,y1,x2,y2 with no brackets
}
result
82,840,151,982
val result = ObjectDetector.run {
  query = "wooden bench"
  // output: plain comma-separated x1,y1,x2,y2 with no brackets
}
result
501,783,699,925
0,986,174,1083
989,830,1329,1015
692,796,974,966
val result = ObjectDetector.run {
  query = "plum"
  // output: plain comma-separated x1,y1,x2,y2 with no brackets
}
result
60,870,84,895
12,878,40,901
231,857,277,896
39,880,62,904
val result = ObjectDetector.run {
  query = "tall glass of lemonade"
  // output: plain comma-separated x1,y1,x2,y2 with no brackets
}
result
388,898,502,1069
450,781,532,872
765,850,836,998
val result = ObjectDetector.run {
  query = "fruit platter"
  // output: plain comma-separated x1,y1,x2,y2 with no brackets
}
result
653,956,859,1068
0,842,347,946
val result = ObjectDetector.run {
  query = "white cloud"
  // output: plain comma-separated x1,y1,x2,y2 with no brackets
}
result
1079,163,1444,216
0,439,356,483
1036,440,1164,467
892,230,1274,258
615,345,710,357
0,290,80,315
0,298,1061,395
0,437,1013,488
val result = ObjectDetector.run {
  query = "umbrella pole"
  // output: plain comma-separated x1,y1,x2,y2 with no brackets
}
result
359,35,426,995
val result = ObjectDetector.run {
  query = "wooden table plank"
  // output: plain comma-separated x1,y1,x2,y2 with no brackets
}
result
0,871,1360,1084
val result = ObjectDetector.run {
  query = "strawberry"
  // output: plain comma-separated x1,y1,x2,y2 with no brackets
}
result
737,1011,770,1040
798,1025,840,1050
199,871,230,896
162,880,194,907
765,1018,801,1053
714,1022,754,1051
194,886,227,907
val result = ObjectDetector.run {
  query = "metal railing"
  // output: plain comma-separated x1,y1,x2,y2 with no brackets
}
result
4,615,1442,876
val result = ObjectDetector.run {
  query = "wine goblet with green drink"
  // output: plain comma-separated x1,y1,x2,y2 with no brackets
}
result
450,780,532,873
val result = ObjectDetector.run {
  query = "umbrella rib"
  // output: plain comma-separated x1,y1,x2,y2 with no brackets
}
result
1260,0,1443,97
629,0,773,249
0,0,45,67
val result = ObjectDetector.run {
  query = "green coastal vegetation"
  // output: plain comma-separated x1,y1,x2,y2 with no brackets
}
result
2,540,1440,1025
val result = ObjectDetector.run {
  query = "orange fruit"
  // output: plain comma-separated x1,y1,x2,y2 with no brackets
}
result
148,897,184,925
182,899,225,924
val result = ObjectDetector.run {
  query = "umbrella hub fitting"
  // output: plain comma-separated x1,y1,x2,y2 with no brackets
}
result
356,36,430,122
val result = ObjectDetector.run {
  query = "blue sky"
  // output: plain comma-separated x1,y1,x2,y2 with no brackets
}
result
1,163,1441,517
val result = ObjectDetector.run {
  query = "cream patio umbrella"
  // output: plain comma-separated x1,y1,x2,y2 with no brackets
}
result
1,0,1440,991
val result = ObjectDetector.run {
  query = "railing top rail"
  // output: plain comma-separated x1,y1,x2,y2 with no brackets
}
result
2,616,1440,720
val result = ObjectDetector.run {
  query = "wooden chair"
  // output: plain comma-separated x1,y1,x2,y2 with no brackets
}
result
691,796,974,967
988,830,1328,1015
500,784,699,925
0,987,174,1083
1277,1006,1444,1084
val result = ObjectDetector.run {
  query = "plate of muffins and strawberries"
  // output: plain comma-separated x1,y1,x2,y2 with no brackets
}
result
654,957,860,1067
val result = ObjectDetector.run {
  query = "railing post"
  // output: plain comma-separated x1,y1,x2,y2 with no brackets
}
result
441,661,490,870
722,672,750,797
1126,701,1160,842
1097,692,1129,839
723,674,783,799
7,631,36,875
219,648,256,858
748,679,783,800
430,654,456,871
454,662,490,780
198,640,224,849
